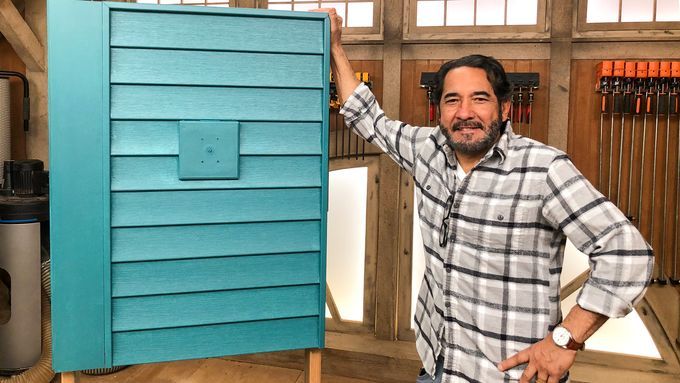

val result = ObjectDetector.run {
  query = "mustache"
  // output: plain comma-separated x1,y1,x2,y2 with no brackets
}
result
452,121,484,131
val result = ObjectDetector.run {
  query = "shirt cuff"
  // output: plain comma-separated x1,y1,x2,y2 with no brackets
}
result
576,280,635,319
339,82,374,124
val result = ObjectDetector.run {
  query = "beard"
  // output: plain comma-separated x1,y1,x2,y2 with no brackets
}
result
442,116,504,156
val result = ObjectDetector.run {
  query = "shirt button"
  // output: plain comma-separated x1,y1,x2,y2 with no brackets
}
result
453,202,460,208
426,185,431,190
497,214,504,221
445,302,451,308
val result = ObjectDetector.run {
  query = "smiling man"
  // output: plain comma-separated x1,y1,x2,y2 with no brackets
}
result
316,8,653,383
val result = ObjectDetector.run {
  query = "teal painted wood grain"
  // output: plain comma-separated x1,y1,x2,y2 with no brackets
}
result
112,316,319,366
47,0,110,371
318,15,331,347
110,10,323,54
111,48,322,88
112,252,320,297
111,220,320,262
112,285,319,331
111,188,321,227
111,156,321,191
110,85,322,121
111,121,321,156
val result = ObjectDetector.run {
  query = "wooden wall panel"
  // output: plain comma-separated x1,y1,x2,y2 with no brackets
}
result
0,36,27,159
569,59,680,282
400,59,550,145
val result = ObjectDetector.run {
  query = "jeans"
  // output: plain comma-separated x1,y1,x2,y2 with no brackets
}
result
416,356,443,383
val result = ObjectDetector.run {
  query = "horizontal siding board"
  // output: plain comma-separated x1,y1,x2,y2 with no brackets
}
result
111,121,321,156
111,156,321,191
112,252,320,297
112,316,320,366
111,188,320,227
112,285,319,332
111,220,320,262
111,48,323,88
110,11,323,54
110,85,322,121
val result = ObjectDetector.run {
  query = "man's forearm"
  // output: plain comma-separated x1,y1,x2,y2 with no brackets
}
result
561,304,608,344
330,43,360,104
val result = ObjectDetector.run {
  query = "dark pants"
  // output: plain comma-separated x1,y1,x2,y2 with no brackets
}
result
416,356,443,383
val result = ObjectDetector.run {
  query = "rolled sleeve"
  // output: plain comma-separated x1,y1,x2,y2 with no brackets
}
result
542,154,654,318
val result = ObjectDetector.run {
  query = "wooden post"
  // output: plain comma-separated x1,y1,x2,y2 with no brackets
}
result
304,348,321,383
60,372,77,383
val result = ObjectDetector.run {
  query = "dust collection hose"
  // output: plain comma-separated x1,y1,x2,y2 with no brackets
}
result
0,260,54,383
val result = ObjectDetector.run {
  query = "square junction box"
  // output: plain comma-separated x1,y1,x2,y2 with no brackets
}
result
178,121,240,180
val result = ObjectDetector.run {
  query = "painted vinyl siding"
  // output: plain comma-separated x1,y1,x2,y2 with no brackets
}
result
112,317,319,366
107,6,327,365
112,252,320,297
111,121,322,156
112,284,319,331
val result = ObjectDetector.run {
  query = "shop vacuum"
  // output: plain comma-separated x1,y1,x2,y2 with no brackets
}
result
0,159,49,375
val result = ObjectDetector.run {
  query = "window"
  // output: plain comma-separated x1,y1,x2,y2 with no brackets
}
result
267,0,380,34
406,0,548,39
136,0,230,6
586,0,680,23
578,0,680,32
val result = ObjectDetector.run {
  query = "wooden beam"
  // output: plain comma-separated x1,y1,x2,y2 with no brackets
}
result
60,372,77,383
560,270,589,300
325,283,343,324
304,349,321,383
0,0,45,71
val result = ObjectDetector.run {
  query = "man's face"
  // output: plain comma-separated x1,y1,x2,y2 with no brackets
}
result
438,66,510,156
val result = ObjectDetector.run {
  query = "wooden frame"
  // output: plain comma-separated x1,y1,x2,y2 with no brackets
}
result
403,0,551,41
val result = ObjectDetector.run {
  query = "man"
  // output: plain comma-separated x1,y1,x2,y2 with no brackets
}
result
315,8,653,383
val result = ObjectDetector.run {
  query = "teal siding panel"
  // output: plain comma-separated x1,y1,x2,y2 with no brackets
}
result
110,10,323,54
111,48,322,88
112,316,320,366
111,156,321,191
111,121,321,156
47,0,111,371
112,252,320,297
111,221,320,262
111,188,321,227
112,285,319,332
110,85,322,121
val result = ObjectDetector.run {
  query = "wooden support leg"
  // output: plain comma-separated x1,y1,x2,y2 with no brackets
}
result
304,348,321,383
60,372,77,383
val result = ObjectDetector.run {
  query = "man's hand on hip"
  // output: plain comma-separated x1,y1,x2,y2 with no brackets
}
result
497,335,576,383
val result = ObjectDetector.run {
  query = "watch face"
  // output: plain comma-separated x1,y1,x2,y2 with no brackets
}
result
552,326,570,347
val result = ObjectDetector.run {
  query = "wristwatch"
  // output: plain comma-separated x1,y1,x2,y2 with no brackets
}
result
552,325,585,351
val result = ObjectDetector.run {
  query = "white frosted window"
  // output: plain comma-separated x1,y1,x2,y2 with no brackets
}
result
506,0,537,25
446,0,475,26
268,3,292,10
325,2,348,26
347,2,374,27
586,0,619,23
476,0,505,25
293,2,319,11
417,1,446,26
326,168,368,322
159,0,182,3
411,191,426,329
621,0,654,22
657,0,680,21
136,0,158,3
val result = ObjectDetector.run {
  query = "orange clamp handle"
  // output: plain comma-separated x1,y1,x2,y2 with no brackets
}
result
613,61,626,77
625,62,636,78
636,62,648,78
672,62,680,78
648,62,660,78
660,62,671,78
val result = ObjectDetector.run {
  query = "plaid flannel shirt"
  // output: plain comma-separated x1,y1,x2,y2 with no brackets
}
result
340,83,653,383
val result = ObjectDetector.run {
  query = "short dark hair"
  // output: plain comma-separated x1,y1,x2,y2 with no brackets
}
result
433,54,511,105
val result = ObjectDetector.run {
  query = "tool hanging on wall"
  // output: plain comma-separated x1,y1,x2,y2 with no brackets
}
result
419,72,437,124
507,73,540,138
649,61,664,283
672,61,680,285
329,72,372,160
608,61,625,202
596,61,613,193
617,62,635,214
626,62,646,223
657,62,672,285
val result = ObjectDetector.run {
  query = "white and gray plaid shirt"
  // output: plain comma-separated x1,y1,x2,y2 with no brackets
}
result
340,84,653,383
